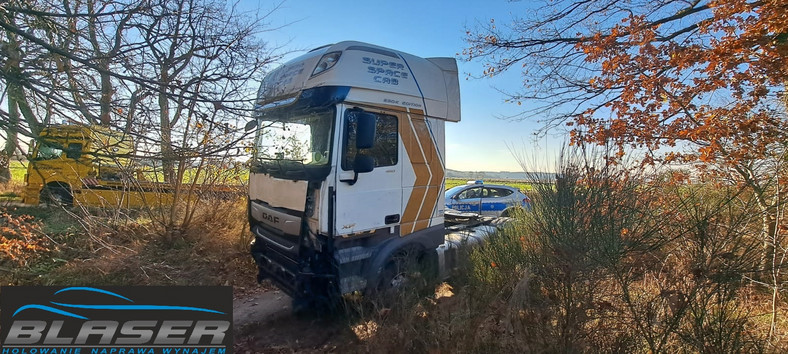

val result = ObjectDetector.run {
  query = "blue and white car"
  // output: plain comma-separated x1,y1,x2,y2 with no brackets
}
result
445,181,531,217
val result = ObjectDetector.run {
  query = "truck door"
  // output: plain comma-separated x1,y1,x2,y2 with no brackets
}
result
335,107,402,235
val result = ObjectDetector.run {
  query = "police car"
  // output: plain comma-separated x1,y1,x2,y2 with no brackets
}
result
445,180,531,217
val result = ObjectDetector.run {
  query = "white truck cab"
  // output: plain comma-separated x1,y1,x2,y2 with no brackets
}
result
247,41,461,306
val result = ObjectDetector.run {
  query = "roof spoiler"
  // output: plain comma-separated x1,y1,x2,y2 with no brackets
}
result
427,57,461,122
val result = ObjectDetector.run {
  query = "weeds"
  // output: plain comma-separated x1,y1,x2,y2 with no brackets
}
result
354,148,781,353
0,194,258,295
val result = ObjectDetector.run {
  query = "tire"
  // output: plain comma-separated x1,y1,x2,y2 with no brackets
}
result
371,250,431,302
378,260,409,292
369,260,408,306
40,185,73,206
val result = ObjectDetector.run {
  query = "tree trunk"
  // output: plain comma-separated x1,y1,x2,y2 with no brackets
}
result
732,163,778,276
3,15,42,137
158,78,174,183
762,210,777,274
1,17,24,182
98,58,113,125
0,94,20,183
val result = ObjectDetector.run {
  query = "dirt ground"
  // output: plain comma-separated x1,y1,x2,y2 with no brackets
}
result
232,287,360,353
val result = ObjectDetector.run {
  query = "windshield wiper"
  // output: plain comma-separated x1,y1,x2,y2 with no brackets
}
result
252,157,281,174
255,157,308,177
255,156,330,181
284,159,308,178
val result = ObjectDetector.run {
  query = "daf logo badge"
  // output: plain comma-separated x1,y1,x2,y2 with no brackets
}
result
262,212,280,224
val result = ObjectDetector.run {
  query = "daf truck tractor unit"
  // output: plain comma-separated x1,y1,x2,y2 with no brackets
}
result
247,41,503,307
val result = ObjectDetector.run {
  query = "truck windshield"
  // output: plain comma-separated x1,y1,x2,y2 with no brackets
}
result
33,140,65,160
252,107,334,180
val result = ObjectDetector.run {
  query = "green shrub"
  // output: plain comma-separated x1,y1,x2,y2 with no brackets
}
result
359,148,774,353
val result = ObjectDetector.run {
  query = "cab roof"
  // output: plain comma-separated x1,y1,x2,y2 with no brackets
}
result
257,41,460,122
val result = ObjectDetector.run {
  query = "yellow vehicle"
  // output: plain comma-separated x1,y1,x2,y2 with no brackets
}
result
23,124,174,207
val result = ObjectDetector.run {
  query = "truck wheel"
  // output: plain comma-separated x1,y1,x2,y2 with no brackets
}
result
378,260,409,291
372,251,426,302
370,261,407,305
40,186,73,206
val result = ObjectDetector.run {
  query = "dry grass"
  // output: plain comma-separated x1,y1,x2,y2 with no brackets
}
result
0,181,25,201
0,195,265,298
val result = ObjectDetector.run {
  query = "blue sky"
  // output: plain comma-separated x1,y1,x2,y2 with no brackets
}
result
245,0,560,172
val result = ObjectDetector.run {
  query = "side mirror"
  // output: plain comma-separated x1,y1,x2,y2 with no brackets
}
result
244,120,258,132
340,154,375,185
355,112,376,149
353,154,374,174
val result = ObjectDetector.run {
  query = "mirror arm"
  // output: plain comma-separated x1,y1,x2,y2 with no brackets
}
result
340,172,358,185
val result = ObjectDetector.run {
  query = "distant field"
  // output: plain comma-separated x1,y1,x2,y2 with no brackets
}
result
11,159,244,185
445,178,534,192
0,161,28,200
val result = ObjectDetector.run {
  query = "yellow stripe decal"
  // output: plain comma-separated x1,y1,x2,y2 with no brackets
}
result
399,108,443,236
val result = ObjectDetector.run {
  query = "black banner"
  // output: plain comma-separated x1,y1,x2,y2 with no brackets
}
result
0,286,232,354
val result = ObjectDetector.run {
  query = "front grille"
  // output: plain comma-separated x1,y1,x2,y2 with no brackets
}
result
250,200,303,244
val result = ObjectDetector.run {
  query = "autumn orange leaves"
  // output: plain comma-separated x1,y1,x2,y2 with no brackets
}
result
467,0,787,168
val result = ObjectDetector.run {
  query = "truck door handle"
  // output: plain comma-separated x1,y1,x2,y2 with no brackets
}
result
385,214,400,224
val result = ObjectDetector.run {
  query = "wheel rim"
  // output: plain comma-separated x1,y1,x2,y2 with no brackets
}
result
41,187,71,206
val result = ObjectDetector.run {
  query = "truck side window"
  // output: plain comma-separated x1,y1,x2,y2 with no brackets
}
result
35,141,64,160
343,110,398,170
66,143,82,159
